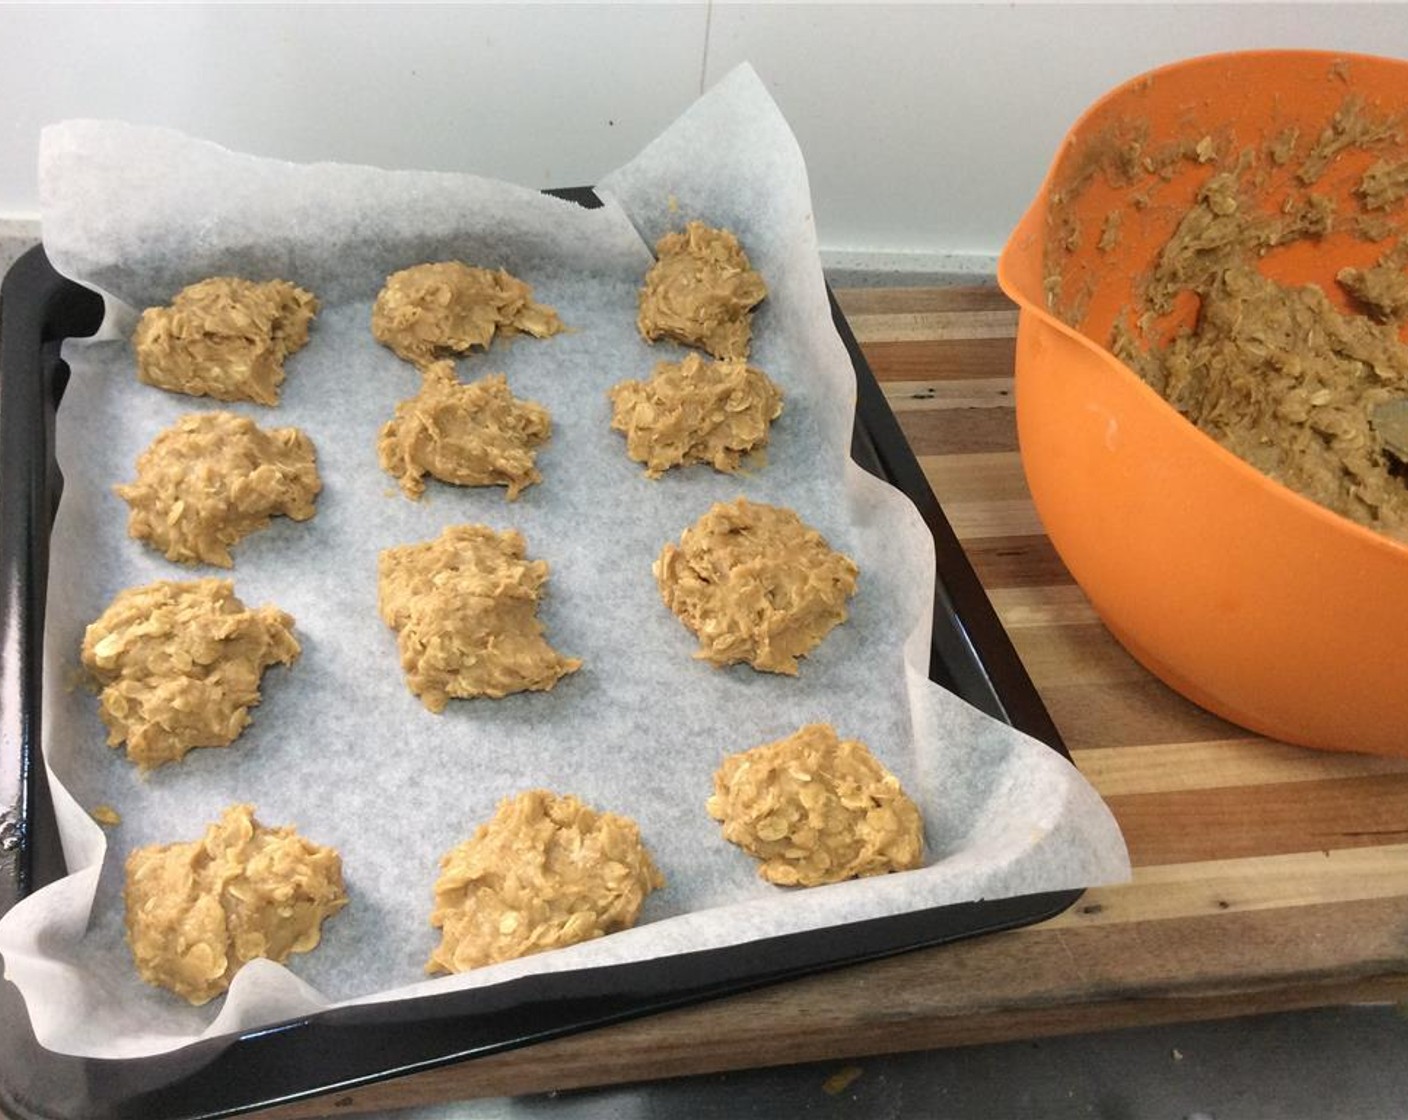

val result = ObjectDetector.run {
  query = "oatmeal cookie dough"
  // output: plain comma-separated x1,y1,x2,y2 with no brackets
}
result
132,277,318,405
1358,158,1408,211
371,262,564,369
707,723,924,887
124,803,347,1005
427,789,663,974
637,221,767,360
378,525,580,712
378,362,551,500
115,411,320,567
654,498,858,675
1111,168,1408,536
1056,96,1408,538
607,352,783,478
1338,243,1408,322
81,579,299,770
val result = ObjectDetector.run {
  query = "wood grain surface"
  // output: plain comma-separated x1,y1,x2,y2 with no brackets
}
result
259,287,1408,1118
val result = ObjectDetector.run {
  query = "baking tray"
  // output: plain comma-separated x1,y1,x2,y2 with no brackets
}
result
0,191,1080,1120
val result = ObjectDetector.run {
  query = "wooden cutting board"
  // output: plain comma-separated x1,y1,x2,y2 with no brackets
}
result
264,287,1408,1118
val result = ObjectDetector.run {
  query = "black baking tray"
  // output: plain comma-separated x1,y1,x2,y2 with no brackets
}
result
0,191,1080,1120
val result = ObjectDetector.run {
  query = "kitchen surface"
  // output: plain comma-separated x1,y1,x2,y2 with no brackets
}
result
391,1007,1408,1119
5,5,1408,1119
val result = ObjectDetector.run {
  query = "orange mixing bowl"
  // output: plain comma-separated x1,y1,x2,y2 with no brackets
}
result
998,50,1408,757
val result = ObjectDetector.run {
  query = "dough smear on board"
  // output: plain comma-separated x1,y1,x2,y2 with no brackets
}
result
707,723,924,887
80,578,299,770
378,361,551,500
132,277,318,405
427,789,663,974
124,803,347,1005
115,410,321,567
654,498,859,674
637,221,767,360
377,525,581,712
371,262,564,369
608,352,783,478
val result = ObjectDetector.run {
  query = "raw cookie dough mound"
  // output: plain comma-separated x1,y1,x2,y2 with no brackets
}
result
378,361,551,500
654,498,859,675
707,723,924,887
607,352,783,478
81,579,299,770
132,277,318,405
371,262,564,369
124,803,347,1005
378,525,581,711
116,411,321,567
637,221,767,360
427,789,664,974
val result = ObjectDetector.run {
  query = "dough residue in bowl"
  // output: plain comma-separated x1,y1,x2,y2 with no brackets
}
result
1051,93,1408,539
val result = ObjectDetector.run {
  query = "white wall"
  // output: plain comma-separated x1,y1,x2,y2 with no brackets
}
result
3,3,1407,270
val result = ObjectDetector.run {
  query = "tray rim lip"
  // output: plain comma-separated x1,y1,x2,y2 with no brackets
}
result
0,236,1083,1120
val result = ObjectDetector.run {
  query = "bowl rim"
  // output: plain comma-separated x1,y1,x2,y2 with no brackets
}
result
996,46,1408,563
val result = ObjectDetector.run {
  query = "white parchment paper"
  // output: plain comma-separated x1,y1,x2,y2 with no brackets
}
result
0,65,1129,1060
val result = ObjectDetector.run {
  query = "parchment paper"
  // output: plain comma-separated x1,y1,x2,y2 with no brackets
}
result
0,64,1129,1060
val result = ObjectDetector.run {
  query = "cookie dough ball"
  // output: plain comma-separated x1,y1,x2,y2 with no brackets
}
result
378,362,551,500
654,498,858,675
608,353,783,478
132,277,318,405
378,525,581,712
637,221,767,360
707,723,924,887
427,789,664,974
115,411,321,567
124,803,347,1005
81,579,299,770
371,262,564,369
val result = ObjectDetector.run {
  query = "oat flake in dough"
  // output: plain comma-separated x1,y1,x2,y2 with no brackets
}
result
608,352,783,478
654,498,858,675
124,804,347,1005
377,525,581,712
427,790,663,974
707,723,924,887
637,221,767,360
115,410,321,567
80,578,299,770
131,277,318,405
371,262,564,369
378,362,551,500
